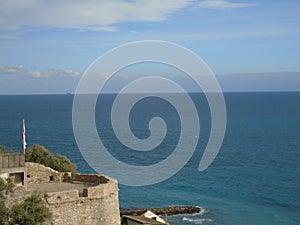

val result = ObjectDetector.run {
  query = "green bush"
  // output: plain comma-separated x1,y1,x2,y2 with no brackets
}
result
25,144,77,175
0,178,5,196
0,199,8,225
9,192,51,225
0,178,51,225
0,178,52,225
0,146,6,154
0,178,14,198
0,178,9,225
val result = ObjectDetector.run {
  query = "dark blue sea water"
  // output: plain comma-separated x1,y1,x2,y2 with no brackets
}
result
0,92,299,225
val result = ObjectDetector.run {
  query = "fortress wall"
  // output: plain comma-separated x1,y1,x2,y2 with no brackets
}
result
83,179,118,198
26,162,63,183
47,189,120,225
46,179,120,225
25,162,121,225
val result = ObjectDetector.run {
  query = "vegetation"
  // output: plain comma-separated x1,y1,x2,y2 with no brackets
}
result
0,178,51,225
0,178,14,196
0,178,13,198
0,199,8,225
0,178,9,225
0,146,6,154
25,144,77,175
0,146,15,154
0,177,6,196
9,192,52,225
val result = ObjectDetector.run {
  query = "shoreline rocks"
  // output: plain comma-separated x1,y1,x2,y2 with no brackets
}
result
120,205,202,216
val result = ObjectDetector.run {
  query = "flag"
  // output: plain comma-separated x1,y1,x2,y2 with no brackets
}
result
22,119,27,153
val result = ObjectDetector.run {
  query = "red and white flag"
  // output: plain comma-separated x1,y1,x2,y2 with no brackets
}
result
22,119,27,153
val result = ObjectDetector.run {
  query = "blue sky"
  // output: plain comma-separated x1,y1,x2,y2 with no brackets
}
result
0,0,299,94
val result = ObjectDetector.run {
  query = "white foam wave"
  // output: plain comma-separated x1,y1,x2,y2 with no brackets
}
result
183,217,213,224
198,207,208,215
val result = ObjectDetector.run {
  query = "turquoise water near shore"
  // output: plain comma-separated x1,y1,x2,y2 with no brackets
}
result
0,92,299,225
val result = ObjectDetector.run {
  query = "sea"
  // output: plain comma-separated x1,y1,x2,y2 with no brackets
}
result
0,92,299,225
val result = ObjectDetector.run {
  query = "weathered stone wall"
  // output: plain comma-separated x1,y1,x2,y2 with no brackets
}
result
47,183,120,224
45,176,120,225
25,162,121,225
3,186,35,209
26,162,64,183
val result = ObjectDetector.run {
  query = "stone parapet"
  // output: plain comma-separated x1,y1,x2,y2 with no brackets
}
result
46,189,79,204
83,179,118,198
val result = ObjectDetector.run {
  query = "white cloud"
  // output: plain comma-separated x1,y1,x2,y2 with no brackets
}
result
0,0,192,31
0,34,19,40
62,69,81,77
130,30,139,34
0,65,24,74
196,0,254,9
28,69,44,78
0,65,81,78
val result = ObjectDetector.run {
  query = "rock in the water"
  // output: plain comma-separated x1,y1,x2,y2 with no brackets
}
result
120,205,202,216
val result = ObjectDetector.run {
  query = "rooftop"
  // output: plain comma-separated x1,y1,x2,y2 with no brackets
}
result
123,215,166,225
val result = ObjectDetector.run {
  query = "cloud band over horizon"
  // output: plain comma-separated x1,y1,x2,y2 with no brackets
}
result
0,0,193,32
0,65,80,78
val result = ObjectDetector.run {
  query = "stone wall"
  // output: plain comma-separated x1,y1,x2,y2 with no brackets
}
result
46,179,120,225
26,163,121,225
26,162,64,183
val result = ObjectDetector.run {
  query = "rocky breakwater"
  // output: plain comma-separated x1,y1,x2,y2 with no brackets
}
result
120,205,202,216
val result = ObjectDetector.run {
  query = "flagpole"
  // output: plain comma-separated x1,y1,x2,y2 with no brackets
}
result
22,119,27,154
